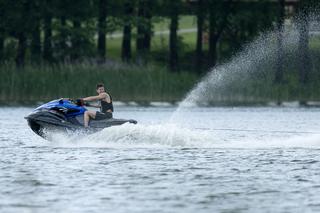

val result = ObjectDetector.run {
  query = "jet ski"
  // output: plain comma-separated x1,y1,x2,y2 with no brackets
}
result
25,99,137,138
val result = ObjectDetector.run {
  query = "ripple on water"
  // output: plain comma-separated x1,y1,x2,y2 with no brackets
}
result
2,107,320,212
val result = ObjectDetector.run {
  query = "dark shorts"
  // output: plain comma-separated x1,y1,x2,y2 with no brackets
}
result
95,111,113,120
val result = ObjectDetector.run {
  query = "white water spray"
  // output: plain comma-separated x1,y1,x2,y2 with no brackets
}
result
170,13,320,123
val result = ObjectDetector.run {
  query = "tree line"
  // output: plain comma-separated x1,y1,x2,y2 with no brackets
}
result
0,0,317,77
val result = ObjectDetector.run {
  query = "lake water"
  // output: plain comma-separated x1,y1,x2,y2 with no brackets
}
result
1,106,320,213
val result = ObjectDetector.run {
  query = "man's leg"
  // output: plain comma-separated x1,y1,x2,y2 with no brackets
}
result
84,111,96,127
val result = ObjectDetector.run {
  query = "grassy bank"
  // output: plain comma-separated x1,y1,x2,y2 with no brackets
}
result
2,61,320,106
2,35,320,106
0,62,198,104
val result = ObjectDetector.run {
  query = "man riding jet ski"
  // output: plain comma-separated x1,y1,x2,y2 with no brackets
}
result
25,98,137,138
82,83,114,128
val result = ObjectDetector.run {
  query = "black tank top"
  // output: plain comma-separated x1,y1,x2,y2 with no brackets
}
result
100,93,113,113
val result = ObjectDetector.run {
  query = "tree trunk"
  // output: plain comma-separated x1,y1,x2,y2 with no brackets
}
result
208,2,217,67
143,0,152,52
0,3,4,62
0,32,4,62
121,22,132,62
208,34,218,67
60,16,67,50
121,1,133,62
31,18,41,63
274,0,285,84
43,14,53,62
15,32,27,67
136,0,146,61
136,0,153,64
30,0,41,63
208,1,231,68
169,1,179,72
98,0,107,61
196,0,204,73
143,16,152,52
72,20,81,61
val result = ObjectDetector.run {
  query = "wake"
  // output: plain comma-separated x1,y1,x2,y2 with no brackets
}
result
40,123,320,149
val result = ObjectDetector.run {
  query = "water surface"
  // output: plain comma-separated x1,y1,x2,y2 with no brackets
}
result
1,106,320,213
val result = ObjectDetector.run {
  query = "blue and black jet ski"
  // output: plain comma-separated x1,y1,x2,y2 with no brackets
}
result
25,99,137,138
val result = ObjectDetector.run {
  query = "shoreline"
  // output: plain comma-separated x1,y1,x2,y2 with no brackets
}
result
2,100,320,108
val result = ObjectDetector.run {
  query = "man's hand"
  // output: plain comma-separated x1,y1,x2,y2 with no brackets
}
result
75,99,84,106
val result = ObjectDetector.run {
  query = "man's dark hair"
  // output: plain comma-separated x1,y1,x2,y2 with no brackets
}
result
96,83,104,89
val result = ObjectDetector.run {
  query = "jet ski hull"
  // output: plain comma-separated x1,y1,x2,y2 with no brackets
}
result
25,99,137,139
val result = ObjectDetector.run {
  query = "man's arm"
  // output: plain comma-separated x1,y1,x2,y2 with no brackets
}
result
105,93,111,103
83,93,107,102
85,103,100,108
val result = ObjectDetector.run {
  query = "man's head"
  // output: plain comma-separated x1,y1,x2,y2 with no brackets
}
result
96,83,105,94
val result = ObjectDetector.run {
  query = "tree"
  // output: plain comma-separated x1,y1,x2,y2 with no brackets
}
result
1,0,36,66
136,0,153,63
121,0,134,62
55,0,71,61
15,1,32,67
195,0,205,73
0,1,5,62
54,0,95,62
65,0,95,61
30,0,42,63
0,32,3,62
169,0,180,71
43,0,53,62
274,0,285,84
208,0,231,68
297,1,311,84
143,0,152,51
98,0,107,61
15,32,27,67
222,1,276,59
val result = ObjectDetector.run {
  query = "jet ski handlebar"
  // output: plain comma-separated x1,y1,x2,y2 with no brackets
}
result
57,98,91,108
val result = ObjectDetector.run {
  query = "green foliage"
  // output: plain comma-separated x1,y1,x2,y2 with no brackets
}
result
1,0,319,104
0,0,280,67
221,1,278,58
